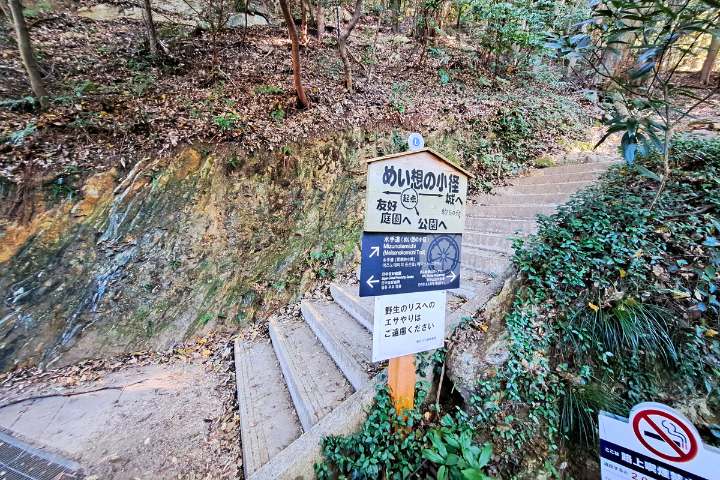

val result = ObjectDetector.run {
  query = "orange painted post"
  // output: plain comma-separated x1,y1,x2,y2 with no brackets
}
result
388,354,415,433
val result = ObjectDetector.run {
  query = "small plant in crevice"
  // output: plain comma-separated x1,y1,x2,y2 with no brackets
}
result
559,382,626,447
2,123,37,145
271,105,285,124
389,82,411,114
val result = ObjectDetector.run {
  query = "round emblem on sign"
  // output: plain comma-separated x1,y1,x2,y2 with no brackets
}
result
427,235,460,275
631,408,699,462
408,133,425,151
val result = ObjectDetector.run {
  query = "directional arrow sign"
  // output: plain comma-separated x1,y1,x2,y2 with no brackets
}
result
359,233,462,297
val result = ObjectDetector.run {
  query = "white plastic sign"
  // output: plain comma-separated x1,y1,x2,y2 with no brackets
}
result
599,402,720,480
372,290,445,362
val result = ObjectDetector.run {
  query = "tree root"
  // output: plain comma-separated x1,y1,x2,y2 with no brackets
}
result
0,379,148,409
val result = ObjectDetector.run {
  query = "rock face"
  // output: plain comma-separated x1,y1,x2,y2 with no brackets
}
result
77,0,273,26
0,132,375,372
0,128,470,373
446,275,521,406
226,14,269,27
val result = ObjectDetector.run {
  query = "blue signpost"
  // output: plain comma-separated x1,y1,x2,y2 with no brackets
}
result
359,233,462,297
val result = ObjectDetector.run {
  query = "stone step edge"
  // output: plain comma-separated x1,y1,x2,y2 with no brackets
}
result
269,316,328,433
301,300,371,391
234,339,301,478
329,283,374,333
248,376,382,480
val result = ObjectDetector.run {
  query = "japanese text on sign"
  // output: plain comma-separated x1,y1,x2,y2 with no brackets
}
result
359,233,461,297
365,151,468,233
372,290,446,362
598,403,720,480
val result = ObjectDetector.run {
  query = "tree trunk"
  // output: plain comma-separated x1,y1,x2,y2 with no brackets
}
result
700,34,719,85
278,0,310,108
143,0,158,55
592,27,637,87
8,0,48,106
300,0,307,43
338,36,352,89
338,0,362,91
390,0,399,33
316,4,324,40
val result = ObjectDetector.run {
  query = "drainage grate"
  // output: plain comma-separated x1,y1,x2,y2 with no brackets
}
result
0,432,84,480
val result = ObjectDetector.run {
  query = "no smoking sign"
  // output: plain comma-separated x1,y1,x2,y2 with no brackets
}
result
632,409,698,463
599,403,720,480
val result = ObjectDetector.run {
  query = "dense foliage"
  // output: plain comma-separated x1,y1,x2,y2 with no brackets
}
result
475,137,720,463
316,363,497,479
315,139,720,477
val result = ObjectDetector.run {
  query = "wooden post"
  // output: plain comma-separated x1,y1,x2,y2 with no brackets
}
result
388,354,415,418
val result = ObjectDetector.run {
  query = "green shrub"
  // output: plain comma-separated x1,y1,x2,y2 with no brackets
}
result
470,138,720,465
316,383,496,479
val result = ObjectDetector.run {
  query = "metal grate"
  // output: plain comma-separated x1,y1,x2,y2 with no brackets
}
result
0,433,84,480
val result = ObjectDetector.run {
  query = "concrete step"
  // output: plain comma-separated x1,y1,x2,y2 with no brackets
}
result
532,160,619,176
461,246,512,275
331,282,467,329
466,204,558,219
235,338,303,478
463,232,523,255
465,216,539,235
269,316,354,432
492,180,595,196
329,283,374,332
449,268,495,299
509,171,601,186
471,193,570,206
301,300,373,391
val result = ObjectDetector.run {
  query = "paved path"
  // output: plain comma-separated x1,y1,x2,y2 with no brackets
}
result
0,362,226,479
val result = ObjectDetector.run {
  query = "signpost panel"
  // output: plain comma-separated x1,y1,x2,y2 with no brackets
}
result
359,233,461,297
372,290,446,362
360,142,473,419
364,149,470,234
599,403,720,480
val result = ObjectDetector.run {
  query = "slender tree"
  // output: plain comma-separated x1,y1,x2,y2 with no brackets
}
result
337,0,363,90
316,1,325,40
278,0,310,107
700,34,719,85
142,0,158,56
0,0,12,22
8,0,48,107
300,0,307,42
390,0,399,33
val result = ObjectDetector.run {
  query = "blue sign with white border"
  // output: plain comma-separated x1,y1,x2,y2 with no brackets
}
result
359,232,461,297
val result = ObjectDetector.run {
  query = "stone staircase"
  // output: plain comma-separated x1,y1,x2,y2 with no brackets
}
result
233,155,620,480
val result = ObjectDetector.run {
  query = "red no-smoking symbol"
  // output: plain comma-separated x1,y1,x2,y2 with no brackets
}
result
632,409,698,462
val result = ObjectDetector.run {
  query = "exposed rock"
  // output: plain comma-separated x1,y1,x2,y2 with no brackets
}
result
227,13,269,27
76,4,143,21
72,168,117,218
446,275,521,405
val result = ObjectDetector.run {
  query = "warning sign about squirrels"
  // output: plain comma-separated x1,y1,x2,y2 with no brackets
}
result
599,402,720,480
